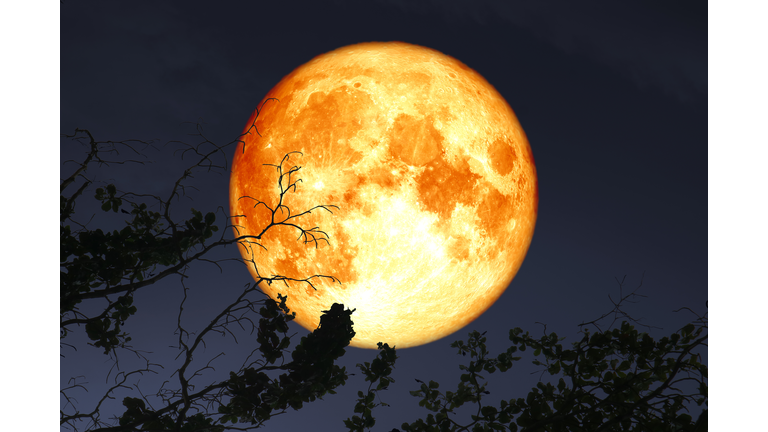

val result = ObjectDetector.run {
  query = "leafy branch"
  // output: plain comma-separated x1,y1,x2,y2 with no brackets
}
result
389,278,707,432
344,343,398,431
60,123,363,432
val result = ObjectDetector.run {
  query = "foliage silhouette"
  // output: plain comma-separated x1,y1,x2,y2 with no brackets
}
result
60,125,365,431
343,278,707,432
61,127,706,432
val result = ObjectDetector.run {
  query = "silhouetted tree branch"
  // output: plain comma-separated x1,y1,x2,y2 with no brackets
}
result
61,126,706,432
375,277,707,432
60,125,361,431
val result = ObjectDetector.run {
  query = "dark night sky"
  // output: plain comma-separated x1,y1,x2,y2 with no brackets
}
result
51,0,717,430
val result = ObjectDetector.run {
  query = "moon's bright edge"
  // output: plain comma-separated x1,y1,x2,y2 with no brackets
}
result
230,42,537,349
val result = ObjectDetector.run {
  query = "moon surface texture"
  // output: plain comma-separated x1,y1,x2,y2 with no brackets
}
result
230,42,537,349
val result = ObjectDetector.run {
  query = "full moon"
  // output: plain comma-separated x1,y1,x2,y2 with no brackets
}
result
230,42,537,349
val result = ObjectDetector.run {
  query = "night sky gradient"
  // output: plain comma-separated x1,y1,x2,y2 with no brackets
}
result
57,1,707,430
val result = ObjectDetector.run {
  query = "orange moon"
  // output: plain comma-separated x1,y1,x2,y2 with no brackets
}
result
230,42,537,349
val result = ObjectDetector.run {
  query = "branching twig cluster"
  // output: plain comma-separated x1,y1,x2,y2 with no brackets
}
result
578,273,661,333
60,123,347,431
